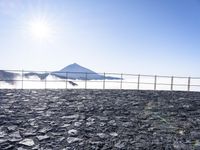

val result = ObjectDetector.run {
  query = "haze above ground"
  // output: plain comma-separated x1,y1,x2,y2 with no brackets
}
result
0,0,200,76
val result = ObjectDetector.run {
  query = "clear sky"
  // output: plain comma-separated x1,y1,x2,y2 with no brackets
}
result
0,0,200,76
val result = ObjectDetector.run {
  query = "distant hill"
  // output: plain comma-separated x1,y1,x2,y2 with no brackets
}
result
0,70,19,84
24,72,49,80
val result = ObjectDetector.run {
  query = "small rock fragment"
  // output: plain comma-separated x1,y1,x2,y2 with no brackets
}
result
194,140,200,149
115,141,125,149
6,93,13,96
97,116,109,121
173,141,186,150
32,145,40,150
61,124,71,128
191,131,200,139
108,120,117,126
0,138,7,144
17,147,28,150
67,137,82,144
36,135,50,141
68,129,78,136
7,125,17,131
97,133,108,139
110,132,118,137
58,137,65,142
62,114,79,119
8,131,22,142
0,130,7,138
38,127,52,133
19,138,35,147
74,122,82,127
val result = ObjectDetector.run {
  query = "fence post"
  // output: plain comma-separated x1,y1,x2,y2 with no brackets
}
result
21,70,24,89
44,71,47,90
137,74,140,90
188,77,191,91
120,73,123,90
171,76,174,91
103,73,106,89
85,73,87,89
154,75,157,91
66,72,68,89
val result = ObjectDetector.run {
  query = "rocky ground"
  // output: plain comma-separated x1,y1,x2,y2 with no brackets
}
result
0,89,200,150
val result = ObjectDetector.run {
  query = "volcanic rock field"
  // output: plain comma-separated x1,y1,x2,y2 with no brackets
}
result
0,89,200,150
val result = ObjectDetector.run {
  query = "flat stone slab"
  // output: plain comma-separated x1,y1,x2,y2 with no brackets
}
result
67,137,82,144
36,135,50,141
19,138,35,146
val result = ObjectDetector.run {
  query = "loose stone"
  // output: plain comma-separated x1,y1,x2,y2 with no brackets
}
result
68,129,78,136
36,135,50,141
67,137,82,144
19,138,35,147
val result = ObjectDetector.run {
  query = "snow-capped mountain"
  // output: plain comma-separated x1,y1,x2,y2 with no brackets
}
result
52,63,120,80
52,63,103,80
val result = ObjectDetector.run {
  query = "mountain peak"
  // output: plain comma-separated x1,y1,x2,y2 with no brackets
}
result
72,63,79,66
60,63,95,73
68,63,81,68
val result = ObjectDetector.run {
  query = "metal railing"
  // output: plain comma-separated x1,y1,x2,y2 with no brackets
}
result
0,70,200,92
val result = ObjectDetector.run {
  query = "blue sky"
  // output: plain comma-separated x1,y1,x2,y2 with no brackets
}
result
0,0,200,76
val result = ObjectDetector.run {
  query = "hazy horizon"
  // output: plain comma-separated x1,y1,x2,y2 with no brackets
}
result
1,0,200,76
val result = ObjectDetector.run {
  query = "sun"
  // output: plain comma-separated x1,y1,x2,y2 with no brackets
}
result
28,19,53,40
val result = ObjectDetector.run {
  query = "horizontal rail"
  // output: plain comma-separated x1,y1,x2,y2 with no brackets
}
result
0,69,200,91
1,69,199,78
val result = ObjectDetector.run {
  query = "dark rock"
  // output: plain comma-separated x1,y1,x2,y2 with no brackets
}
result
191,131,200,139
8,131,22,142
114,141,125,149
194,140,200,150
0,142,14,150
0,139,7,144
0,130,7,138
173,141,187,150
0,89,200,149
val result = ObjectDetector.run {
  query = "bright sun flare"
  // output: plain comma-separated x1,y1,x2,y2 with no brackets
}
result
28,20,52,40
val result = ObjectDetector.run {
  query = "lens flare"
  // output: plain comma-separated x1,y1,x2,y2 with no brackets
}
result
27,17,55,41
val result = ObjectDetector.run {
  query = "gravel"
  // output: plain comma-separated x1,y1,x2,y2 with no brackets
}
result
0,89,200,149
